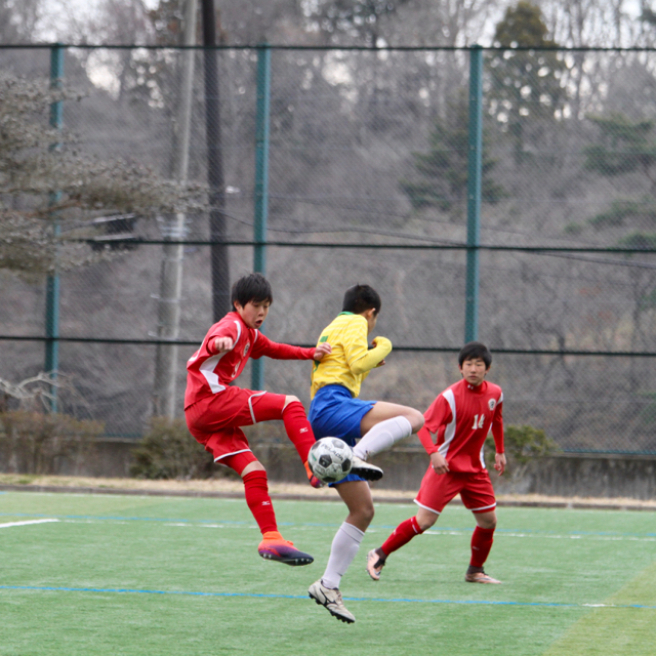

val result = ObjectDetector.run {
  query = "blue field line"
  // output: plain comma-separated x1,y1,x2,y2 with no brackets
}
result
0,511,654,538
1,584,655,610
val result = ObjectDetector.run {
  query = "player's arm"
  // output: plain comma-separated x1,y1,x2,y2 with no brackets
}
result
210,336,234,354
491,396,506,475
417,395,451,473
344,325,392,375
251,333,324,361
313,341,332,361
207,325,238,354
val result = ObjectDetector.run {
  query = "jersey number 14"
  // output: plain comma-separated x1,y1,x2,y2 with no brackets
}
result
472,414,485,430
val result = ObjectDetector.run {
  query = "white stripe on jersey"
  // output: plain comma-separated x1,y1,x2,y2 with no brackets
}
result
200,354,226,393
438,388,457,459
198,320,241,394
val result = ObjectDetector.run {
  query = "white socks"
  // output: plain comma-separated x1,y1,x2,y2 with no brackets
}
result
321,521,365,590
320,417,414,590
353,416,413,460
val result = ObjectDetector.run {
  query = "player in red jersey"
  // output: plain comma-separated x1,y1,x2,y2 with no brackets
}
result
184,273,331,566
366,342,506,584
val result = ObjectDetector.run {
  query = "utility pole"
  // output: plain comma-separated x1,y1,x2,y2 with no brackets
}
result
201,0,230,321
152,0,198,418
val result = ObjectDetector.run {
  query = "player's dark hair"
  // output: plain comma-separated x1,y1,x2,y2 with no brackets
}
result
342,284,381,316
231,273,273,309
458,341,492,369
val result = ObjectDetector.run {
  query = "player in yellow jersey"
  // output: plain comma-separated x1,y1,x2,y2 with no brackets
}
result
308,284,424,623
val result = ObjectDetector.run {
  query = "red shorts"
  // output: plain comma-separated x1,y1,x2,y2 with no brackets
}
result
185,386,287,465
414,468,496,515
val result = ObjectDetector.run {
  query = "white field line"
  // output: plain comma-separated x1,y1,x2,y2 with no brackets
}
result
0,518,60,529
43,518,655,543
424,529,656,542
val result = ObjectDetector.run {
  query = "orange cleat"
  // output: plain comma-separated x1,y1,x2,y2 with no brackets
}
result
305,460,325,489
257,531,314,566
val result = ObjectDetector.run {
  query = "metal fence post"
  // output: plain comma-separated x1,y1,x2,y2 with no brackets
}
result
252,43,271,391
465,44,483,344
45,42,64,412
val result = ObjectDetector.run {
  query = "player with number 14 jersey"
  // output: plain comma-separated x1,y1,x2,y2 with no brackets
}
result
366,342,506,585
417,373,503,474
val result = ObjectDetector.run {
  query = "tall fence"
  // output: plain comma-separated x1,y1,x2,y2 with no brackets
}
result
2,44,656,454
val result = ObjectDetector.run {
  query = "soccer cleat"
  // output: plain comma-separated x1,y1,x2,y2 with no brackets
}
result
465,570,501,584
350,456,384,481
304,460,325,489
257,531,314,566
366,549,385,581
308,579,355,624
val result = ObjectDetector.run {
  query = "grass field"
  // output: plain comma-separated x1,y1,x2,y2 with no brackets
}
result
1,490,655,656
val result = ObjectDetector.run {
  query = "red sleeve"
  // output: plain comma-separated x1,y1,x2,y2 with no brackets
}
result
251,332,315,361
417,394,452,455
206,319,239,354
491,399,504,454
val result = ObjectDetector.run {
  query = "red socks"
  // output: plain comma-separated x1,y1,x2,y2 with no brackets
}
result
243,470,277,535
380,516,424,556
380,518,495,568
470,526,495,568
282,400,315,462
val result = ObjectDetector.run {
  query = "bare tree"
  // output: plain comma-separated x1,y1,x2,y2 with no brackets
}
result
0,73,206,279
0,0,42,42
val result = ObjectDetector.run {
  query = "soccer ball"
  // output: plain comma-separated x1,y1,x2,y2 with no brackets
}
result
307,437,354,484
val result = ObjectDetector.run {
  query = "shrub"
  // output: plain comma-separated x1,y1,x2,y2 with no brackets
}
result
130,417,215,480
485,424,560,479
0,410,102,474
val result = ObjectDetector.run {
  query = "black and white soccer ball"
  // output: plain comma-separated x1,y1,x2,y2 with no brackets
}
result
307,437,354,484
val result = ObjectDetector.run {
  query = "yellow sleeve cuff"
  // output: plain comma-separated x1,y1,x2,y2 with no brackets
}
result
350,336,392,374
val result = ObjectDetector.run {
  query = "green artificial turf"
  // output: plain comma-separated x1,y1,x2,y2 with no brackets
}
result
1,491,654,655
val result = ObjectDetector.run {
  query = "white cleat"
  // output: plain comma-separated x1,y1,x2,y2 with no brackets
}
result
350,456,384,481
308,579,355,624
465,570,501,584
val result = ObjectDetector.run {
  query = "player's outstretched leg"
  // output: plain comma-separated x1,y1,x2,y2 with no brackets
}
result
243,468,314,565
281,399,327,488
258,531,314,566
308,579,355,623
367,516,426,582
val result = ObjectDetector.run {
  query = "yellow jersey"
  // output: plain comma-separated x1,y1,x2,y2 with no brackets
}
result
310,312,392,399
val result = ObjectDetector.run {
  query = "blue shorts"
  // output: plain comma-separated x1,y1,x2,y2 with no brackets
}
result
309,385,376,485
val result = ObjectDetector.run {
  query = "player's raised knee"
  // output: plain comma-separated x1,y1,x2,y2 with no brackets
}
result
406,408,424,433
283,395,301,407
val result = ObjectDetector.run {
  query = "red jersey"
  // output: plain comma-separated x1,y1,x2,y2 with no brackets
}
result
417,378,504,473
184,311,315,409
